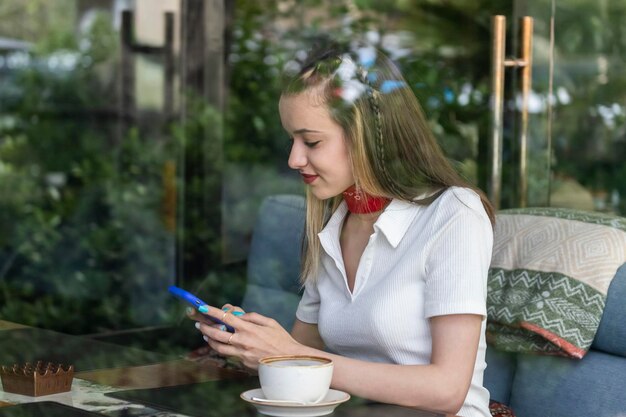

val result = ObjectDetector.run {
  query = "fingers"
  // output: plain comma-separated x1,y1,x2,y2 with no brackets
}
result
205,337,242,362
196,321,234,344
191,305,282,363
192,310,297,371
201,328,258,369
196,321,241,356
187,303,250,338
186,307,225,328
240,312,278,327
187,304,241,330
221,303,245,314
186,307,215,326
216,306,246,331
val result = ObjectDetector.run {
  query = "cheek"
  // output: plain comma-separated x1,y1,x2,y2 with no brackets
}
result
335,144,352,173
333,151,354,183
341,164,355,184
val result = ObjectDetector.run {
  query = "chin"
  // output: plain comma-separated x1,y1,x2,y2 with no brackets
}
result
310,187,341,201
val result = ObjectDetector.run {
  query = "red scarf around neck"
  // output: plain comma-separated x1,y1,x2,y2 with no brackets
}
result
342,185,390,214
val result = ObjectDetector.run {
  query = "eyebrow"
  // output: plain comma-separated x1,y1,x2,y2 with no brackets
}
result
292,128,323,135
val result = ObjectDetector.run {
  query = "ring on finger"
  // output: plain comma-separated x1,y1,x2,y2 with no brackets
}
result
221,311,229,322
227,333,235,345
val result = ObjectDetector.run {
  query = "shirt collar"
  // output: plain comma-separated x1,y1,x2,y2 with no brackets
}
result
318,199,419,249
317,201,349,263
318,201,349,241
373,199,420,248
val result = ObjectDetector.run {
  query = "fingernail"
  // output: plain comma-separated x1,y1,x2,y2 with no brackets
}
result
186,307,195,315
195,322,200,330
203,336,209,342
219,325,227,331
233,311,244,317
198,305,209,313
222,307,229,311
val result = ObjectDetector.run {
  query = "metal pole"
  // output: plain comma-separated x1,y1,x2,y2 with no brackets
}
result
489,15,506,209
517,17,533,207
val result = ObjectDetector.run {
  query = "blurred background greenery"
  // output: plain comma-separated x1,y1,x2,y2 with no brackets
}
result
0,0,623,350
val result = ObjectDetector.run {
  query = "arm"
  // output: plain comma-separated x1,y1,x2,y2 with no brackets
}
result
196,308,481,416
291,319,325,350
293,314,482,415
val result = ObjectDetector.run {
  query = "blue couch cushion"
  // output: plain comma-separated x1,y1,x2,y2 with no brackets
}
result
592,263,626,357
241,194,305,330
484,347,517,404
509,350,626,417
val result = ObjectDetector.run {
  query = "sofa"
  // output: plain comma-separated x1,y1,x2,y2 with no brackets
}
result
241,194,626,417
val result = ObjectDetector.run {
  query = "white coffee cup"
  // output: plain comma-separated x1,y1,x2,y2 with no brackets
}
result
258,355,333,404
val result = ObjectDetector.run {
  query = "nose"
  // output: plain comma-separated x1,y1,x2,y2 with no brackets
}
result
288,141,307,170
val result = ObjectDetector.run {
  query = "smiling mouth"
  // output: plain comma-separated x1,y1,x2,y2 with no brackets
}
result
301,174,319,184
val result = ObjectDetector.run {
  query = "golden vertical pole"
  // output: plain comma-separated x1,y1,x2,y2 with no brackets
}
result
489,15,507,209
490,15,534,209
517,17,533,207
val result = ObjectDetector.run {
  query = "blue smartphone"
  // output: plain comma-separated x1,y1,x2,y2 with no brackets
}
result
168,285,235,332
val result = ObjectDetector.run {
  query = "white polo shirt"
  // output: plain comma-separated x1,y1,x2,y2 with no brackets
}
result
296,187,493,417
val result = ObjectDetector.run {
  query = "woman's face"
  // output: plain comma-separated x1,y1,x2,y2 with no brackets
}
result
279,91,354,200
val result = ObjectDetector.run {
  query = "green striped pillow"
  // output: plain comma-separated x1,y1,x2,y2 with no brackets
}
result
486,208,626,358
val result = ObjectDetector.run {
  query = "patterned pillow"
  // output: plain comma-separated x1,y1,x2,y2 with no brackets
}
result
487,208,626,358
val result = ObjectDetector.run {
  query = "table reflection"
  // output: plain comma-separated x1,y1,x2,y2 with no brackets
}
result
0,320,443,417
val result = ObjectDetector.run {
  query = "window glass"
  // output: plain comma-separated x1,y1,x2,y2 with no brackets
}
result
0,0,622,350
0,0,177,337
534,0,625,214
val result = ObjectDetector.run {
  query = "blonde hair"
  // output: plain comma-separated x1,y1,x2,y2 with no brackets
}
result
282,47,495,284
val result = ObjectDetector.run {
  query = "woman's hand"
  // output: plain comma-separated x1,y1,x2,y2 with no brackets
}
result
190,304,304,369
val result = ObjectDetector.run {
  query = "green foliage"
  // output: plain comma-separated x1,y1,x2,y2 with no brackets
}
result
0,0,76,45
1,0,624,337
226,0,505,182
0,12,175,333
0,1,510,334
527,0,626,212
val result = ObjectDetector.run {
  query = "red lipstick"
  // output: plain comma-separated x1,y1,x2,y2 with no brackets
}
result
301,174,319,184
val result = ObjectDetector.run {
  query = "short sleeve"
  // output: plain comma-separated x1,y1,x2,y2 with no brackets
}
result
424,189,493,318
295,278,321,324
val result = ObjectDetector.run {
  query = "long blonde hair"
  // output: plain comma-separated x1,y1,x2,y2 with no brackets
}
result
281,46,495,284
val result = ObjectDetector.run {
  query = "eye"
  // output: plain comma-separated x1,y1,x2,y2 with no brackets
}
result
305,141,321,148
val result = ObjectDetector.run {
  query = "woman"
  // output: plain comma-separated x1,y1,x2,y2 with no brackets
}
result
192,45,495,417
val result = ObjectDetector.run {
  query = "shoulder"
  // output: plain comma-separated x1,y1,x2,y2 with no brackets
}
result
423,187,494,263
431,186,486,215
434,186,483,209
427,187,491,229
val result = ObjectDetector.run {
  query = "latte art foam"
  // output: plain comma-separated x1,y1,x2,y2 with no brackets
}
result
272,360,323,367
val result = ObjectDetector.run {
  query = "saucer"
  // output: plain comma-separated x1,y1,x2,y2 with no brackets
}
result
240,388,350,417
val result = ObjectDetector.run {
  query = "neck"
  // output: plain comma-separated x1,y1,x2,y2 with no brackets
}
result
342,185,390,214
